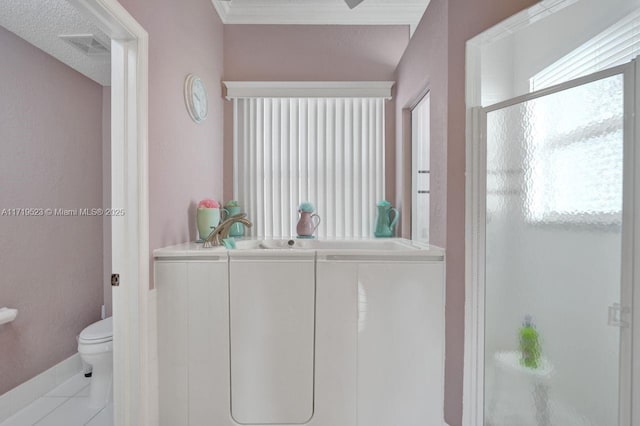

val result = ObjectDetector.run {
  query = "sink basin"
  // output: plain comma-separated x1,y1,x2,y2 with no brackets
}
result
233,239,263,250
259,239,415,251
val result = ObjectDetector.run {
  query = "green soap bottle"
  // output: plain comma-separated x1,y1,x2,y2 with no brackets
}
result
519,315,541,369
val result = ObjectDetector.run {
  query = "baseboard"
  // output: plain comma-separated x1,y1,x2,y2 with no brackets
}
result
0,353,82,422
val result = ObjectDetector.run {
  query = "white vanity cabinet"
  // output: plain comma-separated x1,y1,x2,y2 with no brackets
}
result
316,256,445,426
155,241,445,426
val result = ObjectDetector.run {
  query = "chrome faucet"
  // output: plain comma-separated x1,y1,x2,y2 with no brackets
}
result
203,213,253,247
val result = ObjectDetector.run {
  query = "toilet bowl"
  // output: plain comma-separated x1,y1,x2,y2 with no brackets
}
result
78,317,113,409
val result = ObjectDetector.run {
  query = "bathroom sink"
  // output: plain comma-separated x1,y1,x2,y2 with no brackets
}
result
233,239,263,250
259,239,415,251
259,240,306,250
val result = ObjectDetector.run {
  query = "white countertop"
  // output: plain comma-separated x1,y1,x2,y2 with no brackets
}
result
154,238,445,260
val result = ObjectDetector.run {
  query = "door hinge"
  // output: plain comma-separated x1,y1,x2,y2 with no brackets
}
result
111,273,120,287
608,303,629,328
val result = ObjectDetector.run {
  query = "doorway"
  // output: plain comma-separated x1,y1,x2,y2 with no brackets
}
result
67,1,150,424
481,64,634,426
465,2,640,424
411,91,430,242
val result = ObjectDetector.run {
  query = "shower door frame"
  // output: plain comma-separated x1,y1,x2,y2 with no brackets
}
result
464,61,639,426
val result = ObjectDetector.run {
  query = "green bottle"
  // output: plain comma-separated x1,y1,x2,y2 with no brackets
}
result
519,315,541,369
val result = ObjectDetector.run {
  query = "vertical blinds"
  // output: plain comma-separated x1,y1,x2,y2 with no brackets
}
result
530,8,640,91
233,97,385,239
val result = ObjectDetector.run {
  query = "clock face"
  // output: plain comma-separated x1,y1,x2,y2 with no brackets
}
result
185,74,208,123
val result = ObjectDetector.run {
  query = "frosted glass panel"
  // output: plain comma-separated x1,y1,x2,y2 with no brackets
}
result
484,74,624,426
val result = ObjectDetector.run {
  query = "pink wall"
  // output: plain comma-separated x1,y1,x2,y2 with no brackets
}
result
393,0,448,245
394,0,539,424
222,25,410,206
0,26,105,395
119,0,224,281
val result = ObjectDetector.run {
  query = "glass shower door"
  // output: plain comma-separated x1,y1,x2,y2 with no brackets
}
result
482,66,633,426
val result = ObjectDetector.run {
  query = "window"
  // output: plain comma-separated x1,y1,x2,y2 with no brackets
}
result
522,10,635,225
526,74,623,226
530,8,640,92
232,97,386,238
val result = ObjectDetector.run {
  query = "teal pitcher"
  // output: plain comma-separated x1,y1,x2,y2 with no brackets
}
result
374,200,398,238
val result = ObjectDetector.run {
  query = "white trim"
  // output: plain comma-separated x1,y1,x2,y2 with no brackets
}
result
67,1,150,426
0,354,82,423
464,22,485,425
617,58,637,426
466,0,579,47
223,81,395,100
210,0,427,34
464,3,579,425
630,55,640,426
463,105,485,426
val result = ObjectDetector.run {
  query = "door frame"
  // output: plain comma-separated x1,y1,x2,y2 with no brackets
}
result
464,52,638,424
66,1,149,425
410,90,431,243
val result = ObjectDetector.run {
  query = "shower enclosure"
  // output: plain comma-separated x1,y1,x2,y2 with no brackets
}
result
478,62,635,425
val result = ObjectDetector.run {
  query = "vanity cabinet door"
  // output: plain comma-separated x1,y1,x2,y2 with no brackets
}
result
314,261,359,426
356,262,445,426
156,261,189,426
229,257,316,425
156,260,229,426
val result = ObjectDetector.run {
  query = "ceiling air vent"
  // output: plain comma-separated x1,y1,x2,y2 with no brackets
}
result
59,34,110,56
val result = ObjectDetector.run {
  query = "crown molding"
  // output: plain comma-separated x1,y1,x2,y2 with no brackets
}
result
211,0,428,34
223,81,395,99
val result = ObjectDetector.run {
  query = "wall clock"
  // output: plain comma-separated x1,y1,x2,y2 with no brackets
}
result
184,74,208,123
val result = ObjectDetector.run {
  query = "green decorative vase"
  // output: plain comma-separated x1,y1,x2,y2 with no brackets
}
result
197,208,220,241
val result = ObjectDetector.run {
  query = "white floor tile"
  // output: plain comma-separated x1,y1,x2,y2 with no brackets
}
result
2,372,111,426
9,371,56,415
45,375,90,398
0,397,67,426
85,404,113,426
74,386,90,397
0,392,15,423
34,398,102,426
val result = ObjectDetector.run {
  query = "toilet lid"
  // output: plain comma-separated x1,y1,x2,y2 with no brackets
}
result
80,317,113,341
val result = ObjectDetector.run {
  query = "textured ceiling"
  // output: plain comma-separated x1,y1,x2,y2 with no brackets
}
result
0,0,111,86
212,0,430,34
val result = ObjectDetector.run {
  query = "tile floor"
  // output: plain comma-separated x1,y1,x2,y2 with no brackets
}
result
0,374,112,426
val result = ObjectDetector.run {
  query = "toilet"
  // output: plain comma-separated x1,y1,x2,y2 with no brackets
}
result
78,317,113,408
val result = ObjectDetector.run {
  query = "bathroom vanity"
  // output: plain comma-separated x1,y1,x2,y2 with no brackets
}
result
154,239,445,426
